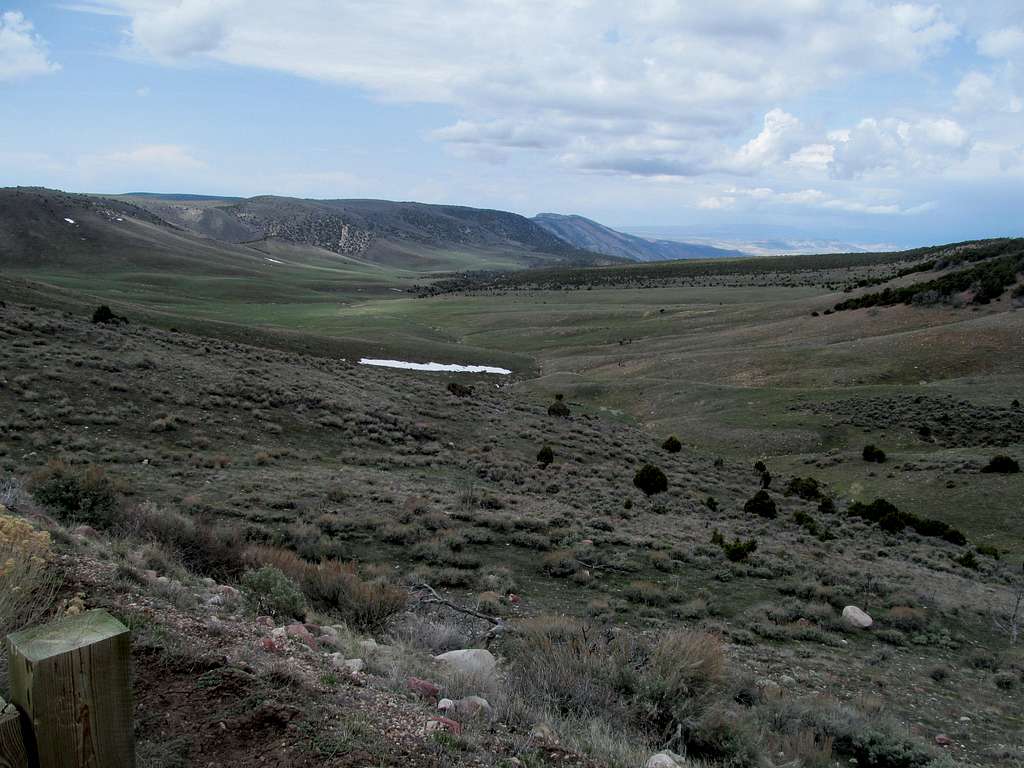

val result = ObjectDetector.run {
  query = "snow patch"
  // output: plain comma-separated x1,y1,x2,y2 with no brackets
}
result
64,217,75,224
360,358,511,375
264,257,283,264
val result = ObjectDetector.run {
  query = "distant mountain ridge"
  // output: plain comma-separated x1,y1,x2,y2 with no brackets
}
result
533,212,745,261
116,193,622,269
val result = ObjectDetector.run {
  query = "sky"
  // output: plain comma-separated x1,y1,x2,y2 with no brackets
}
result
1,1,1023,249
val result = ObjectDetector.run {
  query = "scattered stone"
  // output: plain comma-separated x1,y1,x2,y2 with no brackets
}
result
256,615,275,628
424,716,462,736
842,605,873,629
258,636,286,654
646,751,686,768
329,655,364,674
433,648,497,676
528,722,558,744
935,734,953,746
285,623,318,649
408,676,441,701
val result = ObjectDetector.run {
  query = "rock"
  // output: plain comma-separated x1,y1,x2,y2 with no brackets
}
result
72,524,99,540
270,626,288,640
756,678,782,696
256,615,276,628
439,695,493,721
285,623,318,649
216,585,240,599
779,675,797,687
935,734,953,746
433,648,497,676
258,636,286,653
331,657,363,674
528,722,558,744
408,676,441,701
424,716,462,736
842,605,873,629
646,751,686,768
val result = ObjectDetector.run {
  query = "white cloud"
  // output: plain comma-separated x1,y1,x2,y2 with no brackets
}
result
0,11,60,81
82,1,960,176
954,70,1022,114
699,185,933,216
79,144,206,174
978,27,1024,60
726,108,805,173
829,116,971,179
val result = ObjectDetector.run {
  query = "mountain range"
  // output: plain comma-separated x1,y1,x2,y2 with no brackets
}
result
0,187,746,277
532,212,744,261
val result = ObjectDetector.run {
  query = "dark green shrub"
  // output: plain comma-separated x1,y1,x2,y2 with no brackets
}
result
955,551,979,570
29,460,121,528
710,529,725,546
744,490,776,519
759,471,772,489
862,444,887,463
634,464,668,496
547,394,570,418
447,382,473,397
848,498,900,523
661,435,682,453
541,550,577,577
818,496,836,514
976,544,1001,560
241,566,306,620
537,445,554,466
982,455,1020,474
941,527,967,546
91,304,127,324
753,460,767,473
785,477,823,501
705,496,718,512
722,538,757,562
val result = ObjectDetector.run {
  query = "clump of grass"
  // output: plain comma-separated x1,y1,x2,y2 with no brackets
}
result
241,565,307,620
29,459,121,528
0,505,59,695
245,545,406,632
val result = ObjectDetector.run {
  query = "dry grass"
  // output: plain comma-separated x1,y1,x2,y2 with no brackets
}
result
0,504,60,695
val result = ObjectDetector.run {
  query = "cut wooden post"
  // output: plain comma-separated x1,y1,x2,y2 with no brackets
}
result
7,610,134,768
0,699,30,768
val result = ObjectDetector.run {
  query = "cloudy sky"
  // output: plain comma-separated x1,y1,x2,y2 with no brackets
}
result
2,2,1022,247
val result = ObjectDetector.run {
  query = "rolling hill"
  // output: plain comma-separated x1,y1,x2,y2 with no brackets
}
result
532,212,745,261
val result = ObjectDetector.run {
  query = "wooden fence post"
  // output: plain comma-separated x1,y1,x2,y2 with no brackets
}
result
0,699,29,768
7,609,134,768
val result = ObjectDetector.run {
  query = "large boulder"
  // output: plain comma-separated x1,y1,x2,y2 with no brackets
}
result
842,605,873,629
433,648,497,676
646,752,686,768
438,695,493,721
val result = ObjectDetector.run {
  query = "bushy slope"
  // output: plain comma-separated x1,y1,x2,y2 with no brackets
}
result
0,297,1021,767
533,212,744,261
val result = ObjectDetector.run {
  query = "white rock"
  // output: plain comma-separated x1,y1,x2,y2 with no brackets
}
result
329,654,364,673
528,722,558,743
442,695,493,720
842,605,873,629
433,648,497,676
646,751,686,768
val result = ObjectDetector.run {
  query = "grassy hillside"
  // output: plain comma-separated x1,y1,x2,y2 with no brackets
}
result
1,299,1022,767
